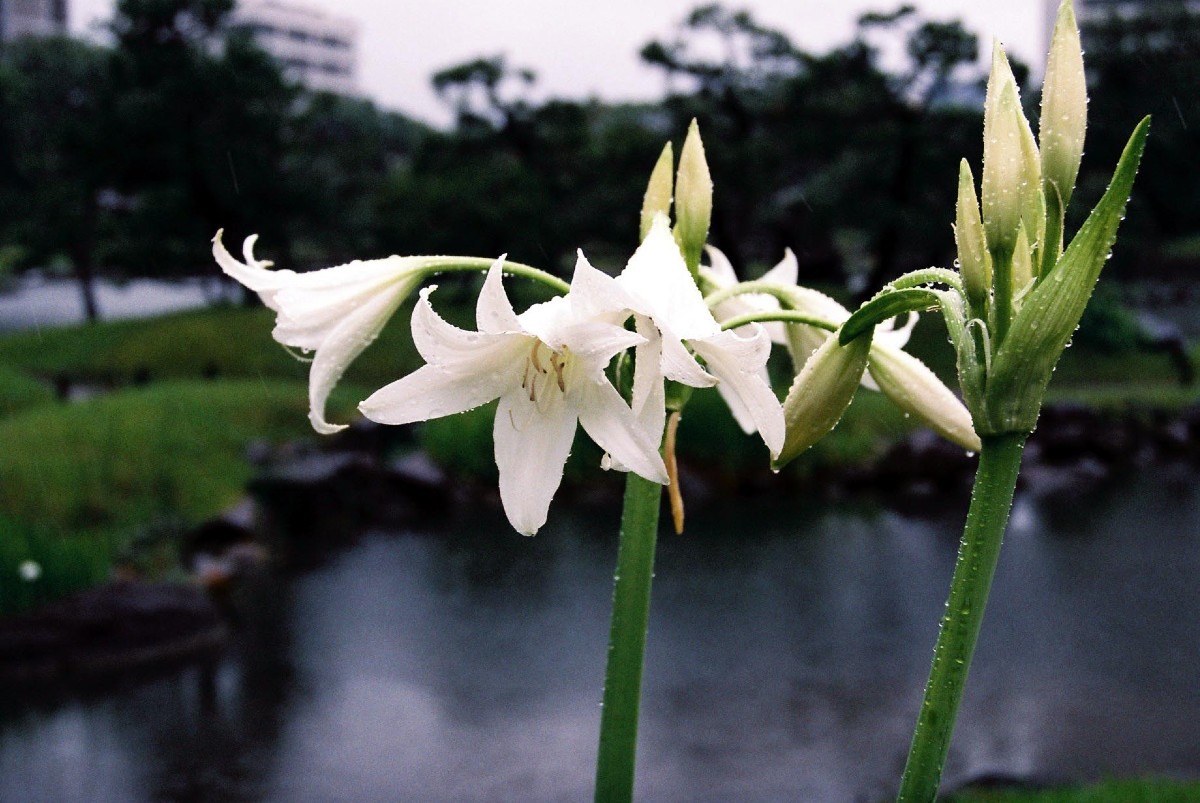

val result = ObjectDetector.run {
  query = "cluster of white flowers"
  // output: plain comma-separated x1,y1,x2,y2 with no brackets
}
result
215,134,982,537
216,215,787,535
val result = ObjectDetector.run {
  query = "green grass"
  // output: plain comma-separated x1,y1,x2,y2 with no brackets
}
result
949,776,1200,802
0,362,55,416
0,514,115,615
0,378,339,530
0,377,353,614
0,299,453,390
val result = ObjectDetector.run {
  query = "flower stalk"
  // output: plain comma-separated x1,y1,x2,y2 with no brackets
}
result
594,472,663,803
897,432,1026,801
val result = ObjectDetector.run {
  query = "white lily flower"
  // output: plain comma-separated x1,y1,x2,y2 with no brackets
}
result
703,244,798,344
617,216,786,458
359,257,668,536
213,230,427,435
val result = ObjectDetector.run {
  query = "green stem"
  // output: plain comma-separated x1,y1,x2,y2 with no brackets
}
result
701,278,802,308
898,431,1027,802
595,472,663,803
421,256,571,295
720,310,838,333
989,247,1014,346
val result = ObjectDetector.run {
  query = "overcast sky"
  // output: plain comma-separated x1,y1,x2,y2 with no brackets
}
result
70,0,1051,127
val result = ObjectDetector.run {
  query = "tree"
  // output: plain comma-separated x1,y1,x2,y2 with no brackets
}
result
640,4,985,291
1081,0,1200,275
0,36,115,321
106,0,296,275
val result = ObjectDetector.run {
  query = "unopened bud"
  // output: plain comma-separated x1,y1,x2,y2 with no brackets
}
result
674,119,713,276
774,333,870,468
867,343,981,452
641,142,674,242
955,159,992,312
1040,0,1087,210
982,67,1026,257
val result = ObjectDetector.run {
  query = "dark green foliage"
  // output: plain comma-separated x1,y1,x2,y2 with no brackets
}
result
0,1,1187,308
1078,0,1200,276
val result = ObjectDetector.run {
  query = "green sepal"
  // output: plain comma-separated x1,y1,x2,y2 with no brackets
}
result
983,116,1150,435
839,288,942,345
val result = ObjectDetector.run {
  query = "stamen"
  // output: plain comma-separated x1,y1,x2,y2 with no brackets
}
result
552,353,566,392
530,340,546,373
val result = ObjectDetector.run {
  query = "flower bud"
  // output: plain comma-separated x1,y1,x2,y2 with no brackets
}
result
640,142,674,243
674,119,713,276
954,159,991,312
1040,0,1087,210
982,64,1026,258
773,333,871,469
867,343,981,453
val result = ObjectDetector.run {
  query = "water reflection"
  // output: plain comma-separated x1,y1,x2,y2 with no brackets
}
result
2,470,1199,801
0,276,220,333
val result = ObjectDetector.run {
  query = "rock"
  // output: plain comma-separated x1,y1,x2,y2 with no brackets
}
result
0,582,226,688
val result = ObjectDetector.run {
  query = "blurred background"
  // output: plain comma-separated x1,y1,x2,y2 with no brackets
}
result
1,1,1199,800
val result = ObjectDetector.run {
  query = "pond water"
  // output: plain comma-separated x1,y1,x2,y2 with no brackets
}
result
0,276,221,333
2,468,1199,801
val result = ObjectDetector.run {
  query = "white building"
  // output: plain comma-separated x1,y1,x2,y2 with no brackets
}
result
0,0,67,42
231,0,358,95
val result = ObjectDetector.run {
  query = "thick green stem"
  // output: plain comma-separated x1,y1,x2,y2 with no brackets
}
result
898,431,1027,802
595,472,663,803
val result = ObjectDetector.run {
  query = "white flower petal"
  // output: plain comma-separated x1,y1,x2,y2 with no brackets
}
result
577,381,668,484
558,321,644,378
761,248,799,286
619,216,720,339
307,284,414,433
213,230,292,309
630,318,667,443
661,327,717,387
691,328,784,456
359,360,517,426
569,250,636,323
411,286,528,372
494,390,579,536
876,311,919,349
476,258,523,335
703,244,738,285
